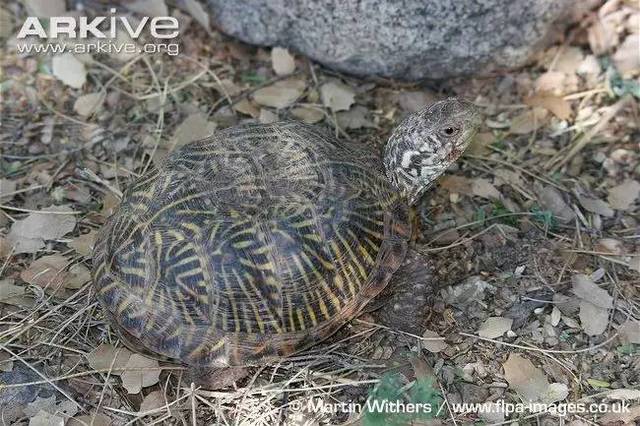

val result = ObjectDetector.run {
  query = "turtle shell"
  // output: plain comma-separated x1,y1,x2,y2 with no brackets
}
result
92,122,411,367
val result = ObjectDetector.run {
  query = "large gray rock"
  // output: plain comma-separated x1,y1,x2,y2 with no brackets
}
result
207,0,571,80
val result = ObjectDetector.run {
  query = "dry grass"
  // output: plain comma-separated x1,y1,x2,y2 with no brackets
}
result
1,1,639,425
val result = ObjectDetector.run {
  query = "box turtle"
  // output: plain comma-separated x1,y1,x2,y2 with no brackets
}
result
92,98,480,367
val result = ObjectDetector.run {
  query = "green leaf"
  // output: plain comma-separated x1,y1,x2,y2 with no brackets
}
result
587,378,611,388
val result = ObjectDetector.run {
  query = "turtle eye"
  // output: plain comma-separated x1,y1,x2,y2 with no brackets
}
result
440,126,460,138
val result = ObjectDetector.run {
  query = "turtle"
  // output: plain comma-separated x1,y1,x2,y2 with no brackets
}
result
92,97,481,368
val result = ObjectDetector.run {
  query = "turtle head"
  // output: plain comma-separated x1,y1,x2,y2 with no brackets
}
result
384,97,481,205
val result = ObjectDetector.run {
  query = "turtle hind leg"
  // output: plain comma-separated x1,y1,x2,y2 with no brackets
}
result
369,248,433,336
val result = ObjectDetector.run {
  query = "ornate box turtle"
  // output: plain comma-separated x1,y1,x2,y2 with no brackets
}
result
92,98,480,367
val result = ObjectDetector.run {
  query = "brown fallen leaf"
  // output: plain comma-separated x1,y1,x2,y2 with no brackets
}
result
7,206,77,254
336,105,374,129
478,317,513,339
139,390,165,412
73,92,104,117
172,113,217,150
0,279,26,306
252,78,306,109
233,99,260,118
608,179,640,211
290,106,324,124
121,354,161,394
320,80,355,112
572,274,614,309
52,53,87,89
68,230,97,257
271,47,295,76
126,0,168,16
0,178,17,201
613,34,640,77
509,108,549,134
87,344,132,375
67,414,112,426
20,255,69,291
577,193,615,218
502,354,549,402
421,330,447,353
524,93,572,120
101,192,121,218
23,0,65,18
181,0,209,30
579,300,609,336
594,238,624,256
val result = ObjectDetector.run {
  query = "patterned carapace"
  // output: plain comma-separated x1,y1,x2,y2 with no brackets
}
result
93,99,480,367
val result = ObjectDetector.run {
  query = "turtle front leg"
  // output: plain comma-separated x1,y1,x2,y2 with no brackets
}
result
370,248,433,336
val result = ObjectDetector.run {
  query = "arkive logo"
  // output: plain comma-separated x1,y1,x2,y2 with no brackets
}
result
17,8,179,39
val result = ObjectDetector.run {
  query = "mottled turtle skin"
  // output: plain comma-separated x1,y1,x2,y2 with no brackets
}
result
92,98,480,367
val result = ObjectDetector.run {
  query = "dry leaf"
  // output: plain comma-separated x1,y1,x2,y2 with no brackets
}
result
396,91,437,113
600,405,640,425
20,254,69,291
0,179,17,201
0,8,12,38
259,108,278,124
579,300,609,336
320,81,355,112
607,389,640,401
422,330,447,353
66,263,91,289
612,34,640,77
0,351,13,372
24,0,65,17
336,105,374,129
572,274,613,309
7,206,76,254
470,178,501,200
52,54,87,89
595,238,624,255
127,0,168,16
551,306,561,326
181,0,209,30
0,279,26,306
536,186,576,223
121,354,161,394
73,92,104,117
542,383,569,404
608,180,640,210
139,390,165,412
534,72,567,95
68,230,97,257
478,317,513,338
524,93,572,120
87,344,132,375
172,113,216,150
503,354,549,402
553,47,585,74
271,47,295,76
29,410,65,426
618,321,640,344
291,106,324,124
252,78,305,109
577,194,615,218
509,108,548,134
233,99,260,117
588,19,617,55
68,414,111,426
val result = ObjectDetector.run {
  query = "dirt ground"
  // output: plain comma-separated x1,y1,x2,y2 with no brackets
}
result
1,0,639,425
